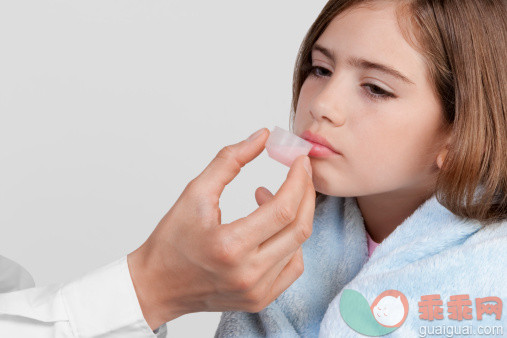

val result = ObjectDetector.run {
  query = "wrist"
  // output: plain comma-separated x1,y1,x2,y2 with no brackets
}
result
127,246,187,330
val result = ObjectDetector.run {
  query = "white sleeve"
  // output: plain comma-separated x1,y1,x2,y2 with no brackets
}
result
0,256,168,338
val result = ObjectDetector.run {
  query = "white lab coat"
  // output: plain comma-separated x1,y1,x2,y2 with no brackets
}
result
0,254,167,337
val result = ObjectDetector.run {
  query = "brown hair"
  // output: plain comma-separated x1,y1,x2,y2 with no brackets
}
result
289,0,506,224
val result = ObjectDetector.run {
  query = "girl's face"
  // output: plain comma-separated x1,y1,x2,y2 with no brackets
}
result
294,2,449,197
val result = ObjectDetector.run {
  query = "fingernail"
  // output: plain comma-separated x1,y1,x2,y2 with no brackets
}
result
303,156,312,177
247,128,264,142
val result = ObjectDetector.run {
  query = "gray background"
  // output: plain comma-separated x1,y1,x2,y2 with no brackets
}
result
0,0,326,335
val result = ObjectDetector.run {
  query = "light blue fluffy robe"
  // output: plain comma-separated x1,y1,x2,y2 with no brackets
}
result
214,193,506,337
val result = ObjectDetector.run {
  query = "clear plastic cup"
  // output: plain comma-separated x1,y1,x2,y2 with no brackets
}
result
265,126,313,167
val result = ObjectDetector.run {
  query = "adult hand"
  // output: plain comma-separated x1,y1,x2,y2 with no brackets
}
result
127,128,315,330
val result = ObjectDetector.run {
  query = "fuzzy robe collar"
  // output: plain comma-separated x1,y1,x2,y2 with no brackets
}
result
215,194,506,337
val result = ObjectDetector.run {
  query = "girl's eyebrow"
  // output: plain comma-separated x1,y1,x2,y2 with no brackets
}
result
311,43,415,85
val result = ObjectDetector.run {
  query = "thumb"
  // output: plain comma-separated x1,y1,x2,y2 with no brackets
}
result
194,128,269,197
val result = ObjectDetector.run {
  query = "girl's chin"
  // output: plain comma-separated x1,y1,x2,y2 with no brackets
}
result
313,175,342,196
314,184,359,198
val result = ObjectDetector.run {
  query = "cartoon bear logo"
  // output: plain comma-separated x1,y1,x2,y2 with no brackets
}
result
371,290,409,327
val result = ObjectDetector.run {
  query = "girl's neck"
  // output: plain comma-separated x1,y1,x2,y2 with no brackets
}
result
356,188,435,243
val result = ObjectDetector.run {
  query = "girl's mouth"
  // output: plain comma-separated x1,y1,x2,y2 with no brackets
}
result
307,141,342,157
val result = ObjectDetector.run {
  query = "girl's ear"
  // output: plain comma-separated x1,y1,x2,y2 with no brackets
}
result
436,147,448,169
436,133,452,169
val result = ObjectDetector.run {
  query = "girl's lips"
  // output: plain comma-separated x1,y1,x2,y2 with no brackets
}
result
307,141,341,157
301,130,343,156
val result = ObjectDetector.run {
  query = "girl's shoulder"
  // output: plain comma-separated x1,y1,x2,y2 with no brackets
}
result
463,218,507,246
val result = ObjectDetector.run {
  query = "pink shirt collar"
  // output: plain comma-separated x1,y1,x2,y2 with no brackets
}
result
366,230,380,257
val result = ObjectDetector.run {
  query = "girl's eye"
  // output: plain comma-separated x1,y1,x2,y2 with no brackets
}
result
361,83,396,101
307,65,396,102
309,65,331,78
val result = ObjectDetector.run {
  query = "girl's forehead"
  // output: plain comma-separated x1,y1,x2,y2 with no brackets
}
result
315,3,424,86
319,3,404,49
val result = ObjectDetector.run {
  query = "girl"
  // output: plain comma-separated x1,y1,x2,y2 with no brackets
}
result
215,0,506,336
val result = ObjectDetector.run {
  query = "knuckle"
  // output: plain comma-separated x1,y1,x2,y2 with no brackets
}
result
231,273,255,293
185,177,203,197
185,177,198,192
244,287,263,303
216,145,242,173
217,145,235,159
243,289,266,311
275,203,296,224
211,233,240,266
298,223,312,242
216,146,237,167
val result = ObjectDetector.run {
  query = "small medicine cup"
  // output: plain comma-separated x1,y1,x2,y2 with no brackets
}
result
265,126,313,167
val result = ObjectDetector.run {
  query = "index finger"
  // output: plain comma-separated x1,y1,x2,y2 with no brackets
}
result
193,128,269,198
222,154,313,250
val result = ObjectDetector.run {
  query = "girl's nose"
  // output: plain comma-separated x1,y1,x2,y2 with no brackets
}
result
309,77,348,126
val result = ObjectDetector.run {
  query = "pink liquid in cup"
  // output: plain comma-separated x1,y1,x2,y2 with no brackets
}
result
265,126,313,167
